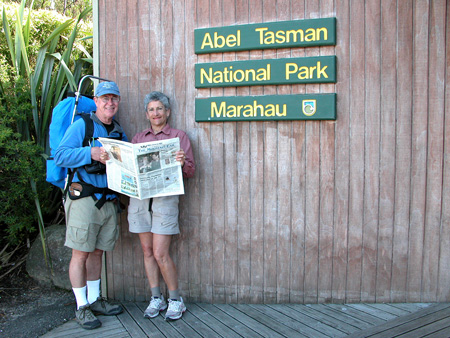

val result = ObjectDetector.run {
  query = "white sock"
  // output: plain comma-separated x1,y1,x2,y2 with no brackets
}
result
73,286,88,310
87,279,101,304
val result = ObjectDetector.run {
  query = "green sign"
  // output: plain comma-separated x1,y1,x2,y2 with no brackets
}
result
195,56,336,88
195,18,336,54
195,94,336,122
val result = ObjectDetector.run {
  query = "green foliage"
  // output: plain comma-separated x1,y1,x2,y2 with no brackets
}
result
4,0,92,20
0,79,50,245
0,2,93,84
0,0,93,253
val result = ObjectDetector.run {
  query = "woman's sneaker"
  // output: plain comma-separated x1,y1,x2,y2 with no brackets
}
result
144,295,168,318
75,305,101,330
165,297,186,320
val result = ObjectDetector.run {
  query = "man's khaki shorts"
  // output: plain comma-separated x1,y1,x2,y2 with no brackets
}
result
64,197,119,252
128,195,179,235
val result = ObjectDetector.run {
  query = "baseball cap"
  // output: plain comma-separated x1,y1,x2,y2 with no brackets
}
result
95,81,120,97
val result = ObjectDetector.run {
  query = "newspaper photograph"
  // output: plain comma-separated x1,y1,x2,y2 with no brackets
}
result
98,137,184,200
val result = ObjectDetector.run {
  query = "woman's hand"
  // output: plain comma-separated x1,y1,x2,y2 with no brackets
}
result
175,149,186,167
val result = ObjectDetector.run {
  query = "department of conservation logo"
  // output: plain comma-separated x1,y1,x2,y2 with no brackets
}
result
302,99,317,116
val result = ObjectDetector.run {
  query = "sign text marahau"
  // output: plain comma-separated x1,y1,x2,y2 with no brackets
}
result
195,56,336,88
195,18,336,54
195,94,336,122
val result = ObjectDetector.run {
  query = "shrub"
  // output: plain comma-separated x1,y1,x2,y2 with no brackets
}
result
0,1,92,252
0,79,51,245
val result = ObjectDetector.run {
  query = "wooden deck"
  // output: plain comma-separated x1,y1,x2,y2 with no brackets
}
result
41,302,450,337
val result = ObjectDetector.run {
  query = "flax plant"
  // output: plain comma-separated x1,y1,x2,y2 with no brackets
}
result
1,0,93,268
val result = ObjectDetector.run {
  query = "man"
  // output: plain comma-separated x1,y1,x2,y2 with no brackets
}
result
55,81,128,330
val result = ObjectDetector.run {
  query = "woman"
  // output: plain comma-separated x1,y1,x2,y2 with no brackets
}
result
127,91,195,320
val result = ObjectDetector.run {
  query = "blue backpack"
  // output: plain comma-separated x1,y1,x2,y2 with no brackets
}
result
46,95,97,189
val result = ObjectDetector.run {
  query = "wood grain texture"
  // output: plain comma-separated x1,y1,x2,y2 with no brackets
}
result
97,0,450,303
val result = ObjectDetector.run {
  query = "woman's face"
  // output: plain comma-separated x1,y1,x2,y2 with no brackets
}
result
146,100,170,130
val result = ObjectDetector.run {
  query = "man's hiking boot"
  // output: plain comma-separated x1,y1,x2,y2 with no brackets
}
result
90,297,123,315
75,305,101,330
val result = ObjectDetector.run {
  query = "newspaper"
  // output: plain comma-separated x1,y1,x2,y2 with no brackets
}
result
99,137,184,200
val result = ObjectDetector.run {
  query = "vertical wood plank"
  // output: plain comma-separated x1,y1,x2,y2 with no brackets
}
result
303,0,321,304
422,0,446,302
172,0,191,302
119,0,139,302
361,0,381,303
391,0,413,303
235,0,252,304
261,0,278,304
223,1,239,304
208,0,226,303
196,0,213,303
332,0,350,303
149,0,162,90
248,0,264,304
276,0,293,304
184,0,201,301
137,0,151,117
375,0,396,303
437,3,450,303
161,0,174,96
407,0,429,302
346,0,365,303
317,0,335,304
289,0,306,304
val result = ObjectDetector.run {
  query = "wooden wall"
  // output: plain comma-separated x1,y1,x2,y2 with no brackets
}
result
97,0,450,303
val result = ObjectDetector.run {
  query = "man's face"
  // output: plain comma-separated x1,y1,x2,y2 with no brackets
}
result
146,100,170,130
94,94,120,122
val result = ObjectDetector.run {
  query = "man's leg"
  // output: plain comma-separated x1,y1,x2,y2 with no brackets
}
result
86,249,103,303
85,248,123,316
69,249,102,330
69,249,90,306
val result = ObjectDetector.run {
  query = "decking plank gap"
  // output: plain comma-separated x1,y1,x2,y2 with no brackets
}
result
188,303,243,338
286,304,360,335
346,303,450,338
213,304,286,338
41,302,450,338
249,304,330,338
388,302,432,312
266,304,348,337
394,316,450,338
307,303,374,329
231,304,307,337
346,303,399,320
195,303,263,338
118,302,152,337
180,307,228,338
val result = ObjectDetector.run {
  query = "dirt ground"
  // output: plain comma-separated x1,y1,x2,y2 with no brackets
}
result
0,265,75,338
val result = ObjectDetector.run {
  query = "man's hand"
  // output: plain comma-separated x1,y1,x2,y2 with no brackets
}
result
91,147,109,164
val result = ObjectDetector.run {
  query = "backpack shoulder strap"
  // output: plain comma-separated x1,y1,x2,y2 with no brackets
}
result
79,113,94,147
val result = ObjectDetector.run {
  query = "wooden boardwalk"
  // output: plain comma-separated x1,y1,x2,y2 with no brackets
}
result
42,302,450,338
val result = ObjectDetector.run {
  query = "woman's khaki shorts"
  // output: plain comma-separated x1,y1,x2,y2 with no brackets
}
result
127,195,179,235
64,197,119,252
